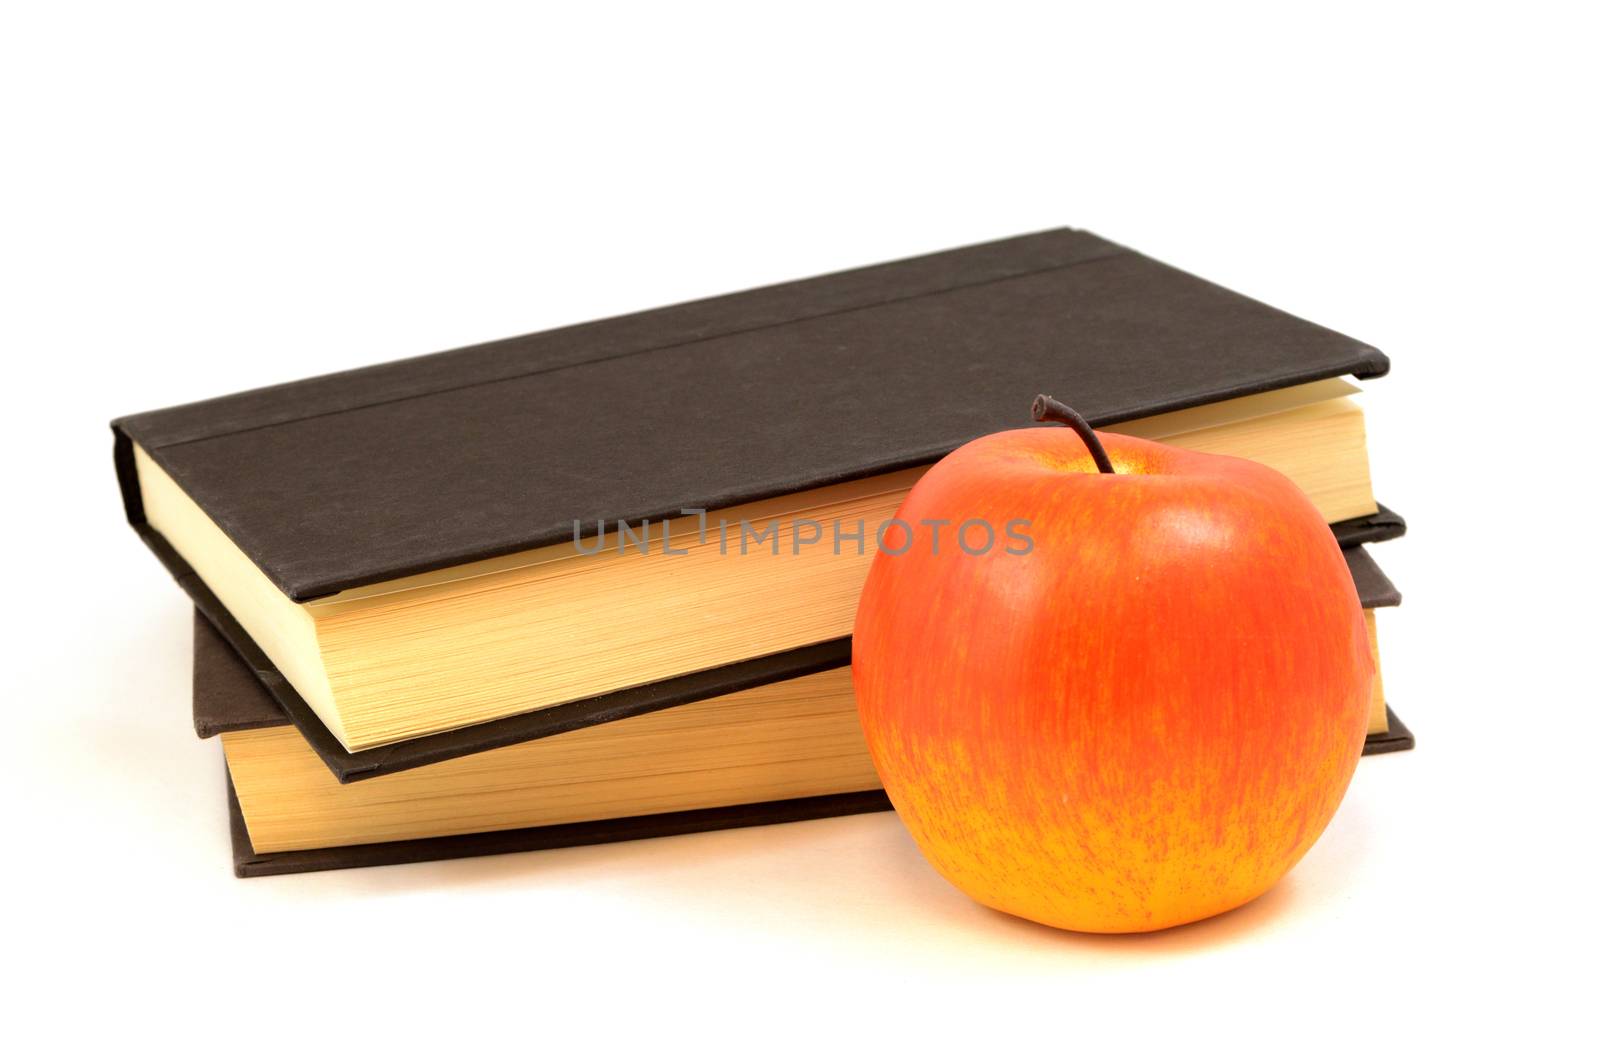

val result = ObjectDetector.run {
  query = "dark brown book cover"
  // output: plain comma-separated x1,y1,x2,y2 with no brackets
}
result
196,530,1409,782
1364,708,1415,756
115,226,1388,606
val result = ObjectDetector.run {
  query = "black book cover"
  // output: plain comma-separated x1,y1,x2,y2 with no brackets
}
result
115,227,1388,603
197,535,1411,783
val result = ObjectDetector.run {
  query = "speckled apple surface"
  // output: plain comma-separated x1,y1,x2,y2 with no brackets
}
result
852,429,1373,933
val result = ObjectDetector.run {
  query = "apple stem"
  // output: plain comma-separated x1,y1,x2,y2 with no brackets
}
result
1031,395,1116,474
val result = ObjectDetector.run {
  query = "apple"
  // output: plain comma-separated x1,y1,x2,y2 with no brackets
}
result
852,396,1373,933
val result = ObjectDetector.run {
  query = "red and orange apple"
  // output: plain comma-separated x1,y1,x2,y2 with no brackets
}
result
852,397,1372,933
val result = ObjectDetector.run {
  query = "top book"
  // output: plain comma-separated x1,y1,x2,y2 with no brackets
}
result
114,227,1389,750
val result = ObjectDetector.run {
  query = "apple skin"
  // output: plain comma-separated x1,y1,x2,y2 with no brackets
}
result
852,427,1373,933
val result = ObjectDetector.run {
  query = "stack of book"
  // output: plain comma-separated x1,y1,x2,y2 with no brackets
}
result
113,228,1412,876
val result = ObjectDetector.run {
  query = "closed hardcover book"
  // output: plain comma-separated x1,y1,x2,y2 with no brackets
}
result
117,227,1395,756
202,506,1408,784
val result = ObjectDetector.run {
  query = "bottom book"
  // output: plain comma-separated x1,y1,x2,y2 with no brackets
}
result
227,708,1414,877
228,775,894,877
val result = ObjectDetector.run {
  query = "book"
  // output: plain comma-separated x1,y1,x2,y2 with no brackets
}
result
117,227,1392,753
206,545,1410,872
224,709,1414,876
224,778,896,879
200,505,1407,784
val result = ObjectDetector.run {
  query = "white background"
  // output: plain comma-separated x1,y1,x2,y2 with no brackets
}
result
4,3,1595,1059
